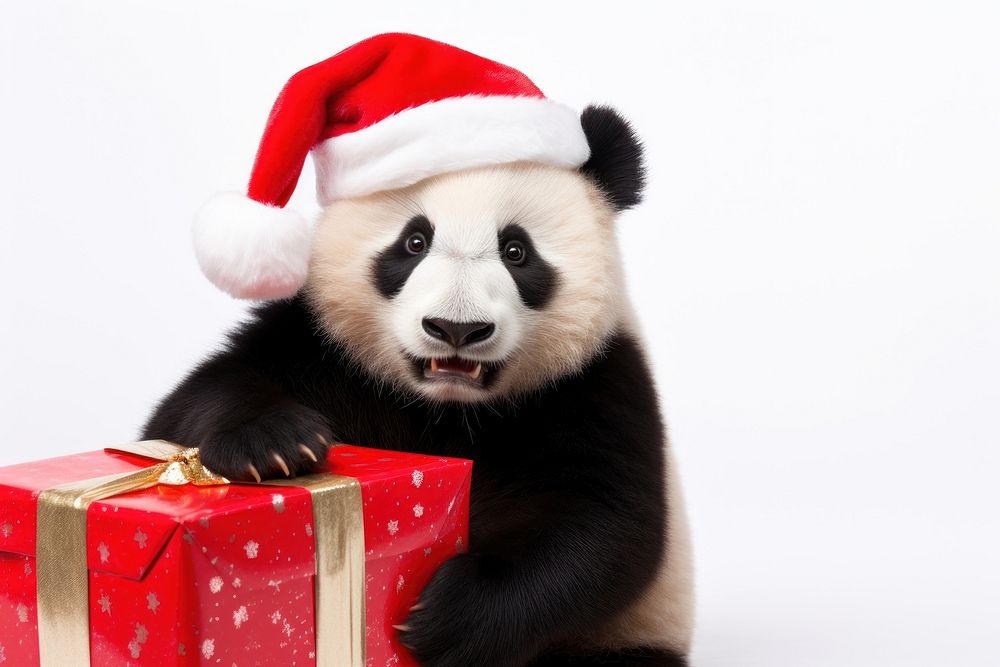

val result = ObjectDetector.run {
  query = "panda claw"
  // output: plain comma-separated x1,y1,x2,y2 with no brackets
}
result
316,432,328,446
247,464,262,483
392,623,411,632
299,443,319,462
273,453,291,477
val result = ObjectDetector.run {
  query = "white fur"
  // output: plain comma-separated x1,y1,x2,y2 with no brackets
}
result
193,192,313,300
312,96,591,204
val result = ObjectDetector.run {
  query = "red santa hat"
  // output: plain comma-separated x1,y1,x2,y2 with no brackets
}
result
194,32,591,300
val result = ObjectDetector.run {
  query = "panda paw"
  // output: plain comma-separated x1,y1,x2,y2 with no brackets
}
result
396,554,536,667
196,401,332,482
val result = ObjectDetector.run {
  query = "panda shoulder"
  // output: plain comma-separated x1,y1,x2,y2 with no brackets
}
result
222,295,327,359
540,330,660,422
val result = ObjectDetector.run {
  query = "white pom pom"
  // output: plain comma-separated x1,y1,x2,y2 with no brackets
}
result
192,193,313,300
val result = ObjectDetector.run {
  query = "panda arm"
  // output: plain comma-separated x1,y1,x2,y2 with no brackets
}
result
141,297,335,480
402,332,669,665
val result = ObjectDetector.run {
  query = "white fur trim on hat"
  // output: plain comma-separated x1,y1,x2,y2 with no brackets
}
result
312,95,590,203
193,192,313,300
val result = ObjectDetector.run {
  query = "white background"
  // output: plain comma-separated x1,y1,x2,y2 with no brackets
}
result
1,2,998,665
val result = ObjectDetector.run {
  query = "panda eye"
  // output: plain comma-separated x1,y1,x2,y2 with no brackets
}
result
405,232,427,254
503,240,526,265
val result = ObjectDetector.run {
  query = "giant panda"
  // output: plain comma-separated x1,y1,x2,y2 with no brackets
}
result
143,34,694,667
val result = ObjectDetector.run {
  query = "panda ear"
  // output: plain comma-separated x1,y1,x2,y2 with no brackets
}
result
578,105,646,212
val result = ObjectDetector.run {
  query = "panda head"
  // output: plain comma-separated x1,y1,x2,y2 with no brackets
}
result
305,106,645,403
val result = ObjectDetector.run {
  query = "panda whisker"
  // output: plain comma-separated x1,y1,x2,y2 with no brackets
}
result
398,393,424,411
460,406,475,444
481,401,503,419
470,404,484,429
416,412,434,446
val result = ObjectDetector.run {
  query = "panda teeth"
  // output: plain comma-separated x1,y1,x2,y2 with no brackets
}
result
424,358,486,383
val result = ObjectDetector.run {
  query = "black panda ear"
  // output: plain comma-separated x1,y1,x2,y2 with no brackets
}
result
578,105,646,211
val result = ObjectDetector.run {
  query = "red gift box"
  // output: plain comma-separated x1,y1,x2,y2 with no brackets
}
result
0,444,471,666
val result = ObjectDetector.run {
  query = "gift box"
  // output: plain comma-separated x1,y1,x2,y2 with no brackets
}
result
0,442,471,666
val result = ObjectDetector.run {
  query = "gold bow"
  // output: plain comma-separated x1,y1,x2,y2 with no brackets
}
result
110,440,230,486
35,441,364,667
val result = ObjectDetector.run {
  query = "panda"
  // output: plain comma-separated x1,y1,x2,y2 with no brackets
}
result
143,34,694,667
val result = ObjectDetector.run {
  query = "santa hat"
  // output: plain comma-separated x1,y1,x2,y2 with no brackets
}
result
193,32,591,300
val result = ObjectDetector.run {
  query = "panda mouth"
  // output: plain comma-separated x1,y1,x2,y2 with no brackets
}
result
412,356,502,389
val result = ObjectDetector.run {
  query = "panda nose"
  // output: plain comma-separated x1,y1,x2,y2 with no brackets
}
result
422,318,495,348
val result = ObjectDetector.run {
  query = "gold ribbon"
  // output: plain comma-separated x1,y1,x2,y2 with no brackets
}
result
35,441,365,667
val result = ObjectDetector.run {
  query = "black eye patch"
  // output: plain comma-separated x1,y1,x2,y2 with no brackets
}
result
498,224,558,309
373,215,434,298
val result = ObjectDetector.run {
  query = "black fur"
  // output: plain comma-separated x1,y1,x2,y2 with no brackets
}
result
498,224,559,309
579,106,646,211
530,647,688,666
373,214,435,298
143,297,675,666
